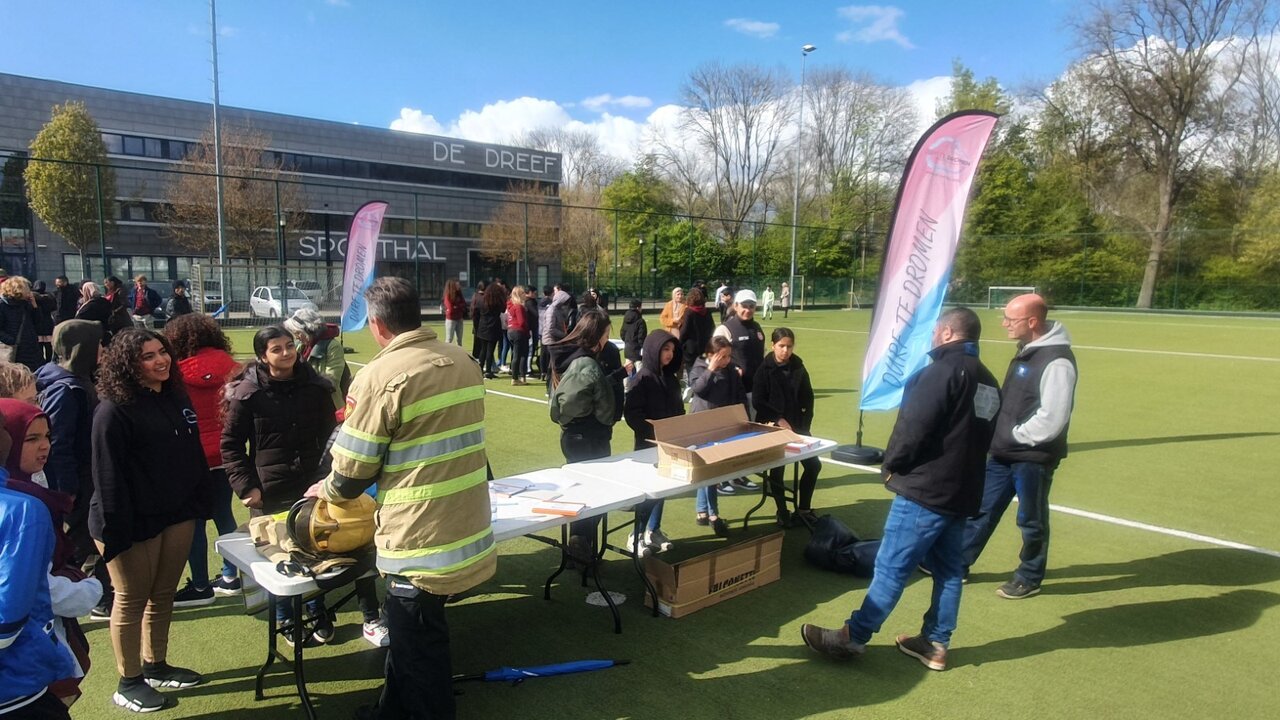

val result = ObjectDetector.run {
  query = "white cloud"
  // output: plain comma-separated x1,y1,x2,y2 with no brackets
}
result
390,108,447,135
904,75,951,132
836,5,914,49
725,18,780,39
581,94,653,112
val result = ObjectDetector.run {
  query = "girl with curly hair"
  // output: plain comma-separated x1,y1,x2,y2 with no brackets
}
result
90,328,212,712
163,314,242,606
0,275,43,370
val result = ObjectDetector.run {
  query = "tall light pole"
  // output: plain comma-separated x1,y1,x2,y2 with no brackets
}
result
788,44,816,301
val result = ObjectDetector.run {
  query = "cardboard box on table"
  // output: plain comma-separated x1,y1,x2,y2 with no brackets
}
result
643,531,784,618
649,405,802,483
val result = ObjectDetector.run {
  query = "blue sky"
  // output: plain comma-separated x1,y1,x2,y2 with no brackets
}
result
1,1,1077,155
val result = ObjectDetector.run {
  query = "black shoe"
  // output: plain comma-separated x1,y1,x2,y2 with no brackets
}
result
775,509,793,528
793,509,818,529
711,517,730,538
114,675,168,712
695,513,710,526
172,579,215,608
89,599,112,621
312,613,335,645
210,575,242,596
997,579,1041,599
143,661,204,689
732,477,760,490
717,481,736,495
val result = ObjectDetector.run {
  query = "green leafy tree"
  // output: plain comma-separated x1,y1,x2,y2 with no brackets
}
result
24,102,115,276
936,59,1012,117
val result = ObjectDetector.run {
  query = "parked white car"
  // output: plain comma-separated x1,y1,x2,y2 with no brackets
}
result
249,285,317,319
288,279,325,304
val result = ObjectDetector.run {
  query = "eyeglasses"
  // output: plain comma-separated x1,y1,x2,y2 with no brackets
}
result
1002,315,1031,324
740,302,757,309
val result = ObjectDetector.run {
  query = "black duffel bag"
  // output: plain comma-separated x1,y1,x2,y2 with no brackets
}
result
803,514,881,578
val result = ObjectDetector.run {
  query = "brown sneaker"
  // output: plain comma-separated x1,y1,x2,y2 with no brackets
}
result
801,623,865,659
896,634,947,671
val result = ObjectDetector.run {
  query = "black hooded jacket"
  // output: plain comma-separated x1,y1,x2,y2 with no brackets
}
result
620,308,647,362
35,320,102,496
221,360,337,514
623,330,685,451
751,352,815,434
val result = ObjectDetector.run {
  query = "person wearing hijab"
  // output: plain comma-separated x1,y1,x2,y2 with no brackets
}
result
0,399,101,708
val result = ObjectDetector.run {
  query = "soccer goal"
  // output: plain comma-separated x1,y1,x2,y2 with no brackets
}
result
987,285,1036,309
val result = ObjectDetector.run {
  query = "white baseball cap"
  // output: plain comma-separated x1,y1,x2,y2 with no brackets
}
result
734,289,758,305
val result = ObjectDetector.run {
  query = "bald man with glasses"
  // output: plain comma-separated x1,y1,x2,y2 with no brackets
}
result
959,293,1077,599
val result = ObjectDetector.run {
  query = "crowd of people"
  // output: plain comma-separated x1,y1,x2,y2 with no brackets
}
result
0,262,1077,717
0,269,390,717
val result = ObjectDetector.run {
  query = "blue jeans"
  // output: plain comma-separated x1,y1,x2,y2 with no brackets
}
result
961,458,1054,586
642,500,665,532
188,468,237,586
695,485,720,517
845,495,966,647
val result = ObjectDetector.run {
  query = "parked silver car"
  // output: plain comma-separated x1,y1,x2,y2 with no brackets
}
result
249,285,317,319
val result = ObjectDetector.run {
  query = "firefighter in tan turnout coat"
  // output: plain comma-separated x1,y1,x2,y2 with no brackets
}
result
317,276,493,720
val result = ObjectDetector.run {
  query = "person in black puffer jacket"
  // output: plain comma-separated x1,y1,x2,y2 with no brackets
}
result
753,327,821,528
220,326,337,516
221,325,337,644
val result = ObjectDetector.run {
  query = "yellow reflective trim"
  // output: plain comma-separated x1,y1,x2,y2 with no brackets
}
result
398,543,495,577
383,443,484,474
378,526,493,559
399,385,485,424
342,425,390,444
388,421,485,451
332,443,381,465
376,466,488,505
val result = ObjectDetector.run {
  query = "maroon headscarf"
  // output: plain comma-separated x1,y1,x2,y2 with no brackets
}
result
0,398,73,568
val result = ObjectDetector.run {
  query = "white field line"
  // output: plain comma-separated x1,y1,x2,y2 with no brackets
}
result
822,456,1280,559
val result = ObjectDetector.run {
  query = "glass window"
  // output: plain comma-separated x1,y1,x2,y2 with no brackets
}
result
87,259,105,282
126,204,146,221
63,254,83,279
109,257,130,279
101,133,123,154
144,138,162,158
166,141,186,160
122,136,145,155
131,257,153,277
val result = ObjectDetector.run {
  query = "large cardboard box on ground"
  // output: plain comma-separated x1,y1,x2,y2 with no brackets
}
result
650,405,801,483
643,531,784,618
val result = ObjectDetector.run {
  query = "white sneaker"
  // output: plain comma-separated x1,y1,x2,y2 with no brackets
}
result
645,529,673,553
625,532,651,558
363,620,390,648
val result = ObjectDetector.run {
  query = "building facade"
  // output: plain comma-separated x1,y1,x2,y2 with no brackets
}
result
0,72,561,305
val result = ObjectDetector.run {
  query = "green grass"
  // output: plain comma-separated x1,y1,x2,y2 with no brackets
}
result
74,309,1280,718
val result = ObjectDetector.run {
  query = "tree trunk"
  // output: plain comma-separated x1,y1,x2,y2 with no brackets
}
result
1136,169,1177,309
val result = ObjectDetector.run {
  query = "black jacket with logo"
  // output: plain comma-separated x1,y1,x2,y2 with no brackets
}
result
882,341,1001,517
752,353,815,434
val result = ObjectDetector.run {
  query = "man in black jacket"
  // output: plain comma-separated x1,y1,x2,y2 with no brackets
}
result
960,293,1077,600
53,275,79,324
801,307,999,672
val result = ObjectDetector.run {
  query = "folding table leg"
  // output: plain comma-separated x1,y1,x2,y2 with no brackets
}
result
591,520,622,634
543,525,571,600
742,477,769,528
292,595,317,720
254,594,278,700
630,507,660,618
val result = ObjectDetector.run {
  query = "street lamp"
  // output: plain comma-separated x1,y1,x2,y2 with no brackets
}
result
788,43,816,302
637,235,644,298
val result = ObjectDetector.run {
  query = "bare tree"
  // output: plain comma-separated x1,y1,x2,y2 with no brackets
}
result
514,127,626,190
1075,0,1266,307
158,122,308,265
804,68,918,220
478,183,562,283
655,62,793,241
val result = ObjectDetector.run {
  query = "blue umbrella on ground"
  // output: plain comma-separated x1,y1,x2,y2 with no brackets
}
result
454,659,629,685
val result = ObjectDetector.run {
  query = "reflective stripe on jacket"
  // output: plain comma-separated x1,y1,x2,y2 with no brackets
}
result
321,327,495,595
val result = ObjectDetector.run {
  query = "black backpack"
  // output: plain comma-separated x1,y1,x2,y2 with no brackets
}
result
802,515,881,578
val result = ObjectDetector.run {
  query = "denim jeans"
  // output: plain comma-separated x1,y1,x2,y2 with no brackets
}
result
845,495,966,647
642,500,665,532
188,468,237,586
695,485,720,517
961,458,1054,586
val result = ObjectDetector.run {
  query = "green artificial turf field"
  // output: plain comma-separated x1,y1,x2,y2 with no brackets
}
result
72,308,1280,718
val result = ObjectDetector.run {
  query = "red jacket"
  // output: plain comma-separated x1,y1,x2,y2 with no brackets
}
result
444,295,467,321
178,347,241,468
506,300,527,332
